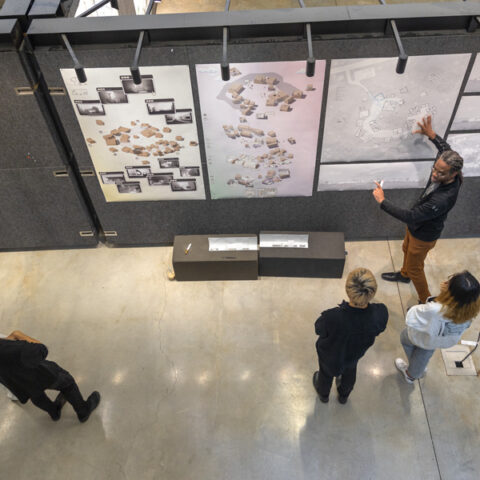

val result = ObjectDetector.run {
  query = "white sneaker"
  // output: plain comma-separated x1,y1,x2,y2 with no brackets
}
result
395,358,415,384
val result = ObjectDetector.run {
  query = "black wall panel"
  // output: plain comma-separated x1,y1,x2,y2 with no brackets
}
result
0,46,97,250
32,35,480,245
0,167,97,249
0,51,68,169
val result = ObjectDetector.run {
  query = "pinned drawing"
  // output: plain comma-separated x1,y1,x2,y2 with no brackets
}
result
321,54,470,163
317,162,432,191
61,66,205,202
196,61,325,199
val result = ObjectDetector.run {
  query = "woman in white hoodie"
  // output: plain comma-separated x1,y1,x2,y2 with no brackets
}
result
395,270,480,384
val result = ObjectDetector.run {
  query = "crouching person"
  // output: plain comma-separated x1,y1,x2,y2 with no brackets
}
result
313,268,388,404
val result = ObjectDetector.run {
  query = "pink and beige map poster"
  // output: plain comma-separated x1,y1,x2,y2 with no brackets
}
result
61,66,205,202
196,61,326,199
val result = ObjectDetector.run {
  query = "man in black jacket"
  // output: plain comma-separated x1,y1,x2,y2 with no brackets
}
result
373,115,463,303
0,330,100,422
313,268,388,404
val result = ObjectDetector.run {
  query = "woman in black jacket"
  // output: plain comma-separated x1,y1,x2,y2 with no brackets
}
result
313,268,388,404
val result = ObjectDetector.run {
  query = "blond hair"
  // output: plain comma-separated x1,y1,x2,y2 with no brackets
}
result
346,268,377,306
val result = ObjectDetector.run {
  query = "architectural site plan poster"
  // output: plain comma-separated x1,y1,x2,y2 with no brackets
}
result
196,61,326,199
61,66,205,202
320,54,470,164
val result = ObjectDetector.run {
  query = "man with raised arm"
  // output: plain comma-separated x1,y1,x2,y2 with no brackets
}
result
373,116,463,304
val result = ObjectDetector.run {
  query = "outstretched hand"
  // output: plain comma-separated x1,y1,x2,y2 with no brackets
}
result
372,181,385,204
413,115,436,140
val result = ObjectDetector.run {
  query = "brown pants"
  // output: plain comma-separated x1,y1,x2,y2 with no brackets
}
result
400,229,436,303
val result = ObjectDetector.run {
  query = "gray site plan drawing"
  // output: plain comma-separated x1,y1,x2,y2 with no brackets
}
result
450,95,480,131
465,55,480,93
317,161,432,191
446,134,480,177
321,54,471,163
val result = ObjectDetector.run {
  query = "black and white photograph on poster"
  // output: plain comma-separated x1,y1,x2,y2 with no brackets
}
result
171,179,197,191
100,171,125,184
121,74,155,94
97,87,129,104
75,100,105,116
61,66,205,201
148,173,174,186
159,158,180,168
165,108,193,124
117,181,142,193
180,166,201,177
126,166,152,178
146,98,176,115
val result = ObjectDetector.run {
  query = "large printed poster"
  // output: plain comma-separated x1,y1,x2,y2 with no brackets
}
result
61,67,205,202
196,61,326,199
320,54,470,163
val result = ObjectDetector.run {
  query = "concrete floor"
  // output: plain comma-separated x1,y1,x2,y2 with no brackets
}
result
153,0,466,14
0,237,479,479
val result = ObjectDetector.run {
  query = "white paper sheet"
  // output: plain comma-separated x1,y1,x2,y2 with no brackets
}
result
259,233,309,248
208,237,258,251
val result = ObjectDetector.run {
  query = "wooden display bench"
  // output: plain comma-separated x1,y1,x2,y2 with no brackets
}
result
173,234,258,281
259,231,345,278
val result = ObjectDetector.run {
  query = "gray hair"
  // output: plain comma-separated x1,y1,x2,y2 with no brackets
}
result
441,150,463,173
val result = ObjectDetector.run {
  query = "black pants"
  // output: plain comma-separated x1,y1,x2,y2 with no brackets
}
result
30,368,88,419
316,362,358,399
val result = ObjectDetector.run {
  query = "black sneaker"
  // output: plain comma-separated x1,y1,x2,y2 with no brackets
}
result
78,391,101,423
312,371,329,403
50,392,67,421
337,395,348,405
381,271,411,284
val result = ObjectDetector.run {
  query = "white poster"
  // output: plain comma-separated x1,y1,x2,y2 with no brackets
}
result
464,56,480,93
447,134,480,177
321,54,470,163
196,61,326,199
450,96,480,131
61,67,205,202
317,162,432,191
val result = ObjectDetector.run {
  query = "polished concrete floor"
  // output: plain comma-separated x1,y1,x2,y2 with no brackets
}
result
153,0,468,14
0,237,479,479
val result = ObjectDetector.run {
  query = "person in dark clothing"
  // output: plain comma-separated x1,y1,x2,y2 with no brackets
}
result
313,268,388,404
373,115,463,304
0,330,100,422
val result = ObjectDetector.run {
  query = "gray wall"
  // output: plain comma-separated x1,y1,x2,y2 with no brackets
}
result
32,34,480,246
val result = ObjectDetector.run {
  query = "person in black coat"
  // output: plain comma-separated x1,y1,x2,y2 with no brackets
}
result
373,115,463,304
0,330,100,422
313,268,388,404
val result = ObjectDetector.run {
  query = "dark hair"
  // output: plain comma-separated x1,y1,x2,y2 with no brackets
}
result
440,150,464,184
437,270,480,323
448,271,480,305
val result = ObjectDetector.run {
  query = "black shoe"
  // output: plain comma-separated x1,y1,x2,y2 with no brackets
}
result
337,395,348,405
78,391,101,423
50,393,67,421
381,271,411,283
312,371,329,403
